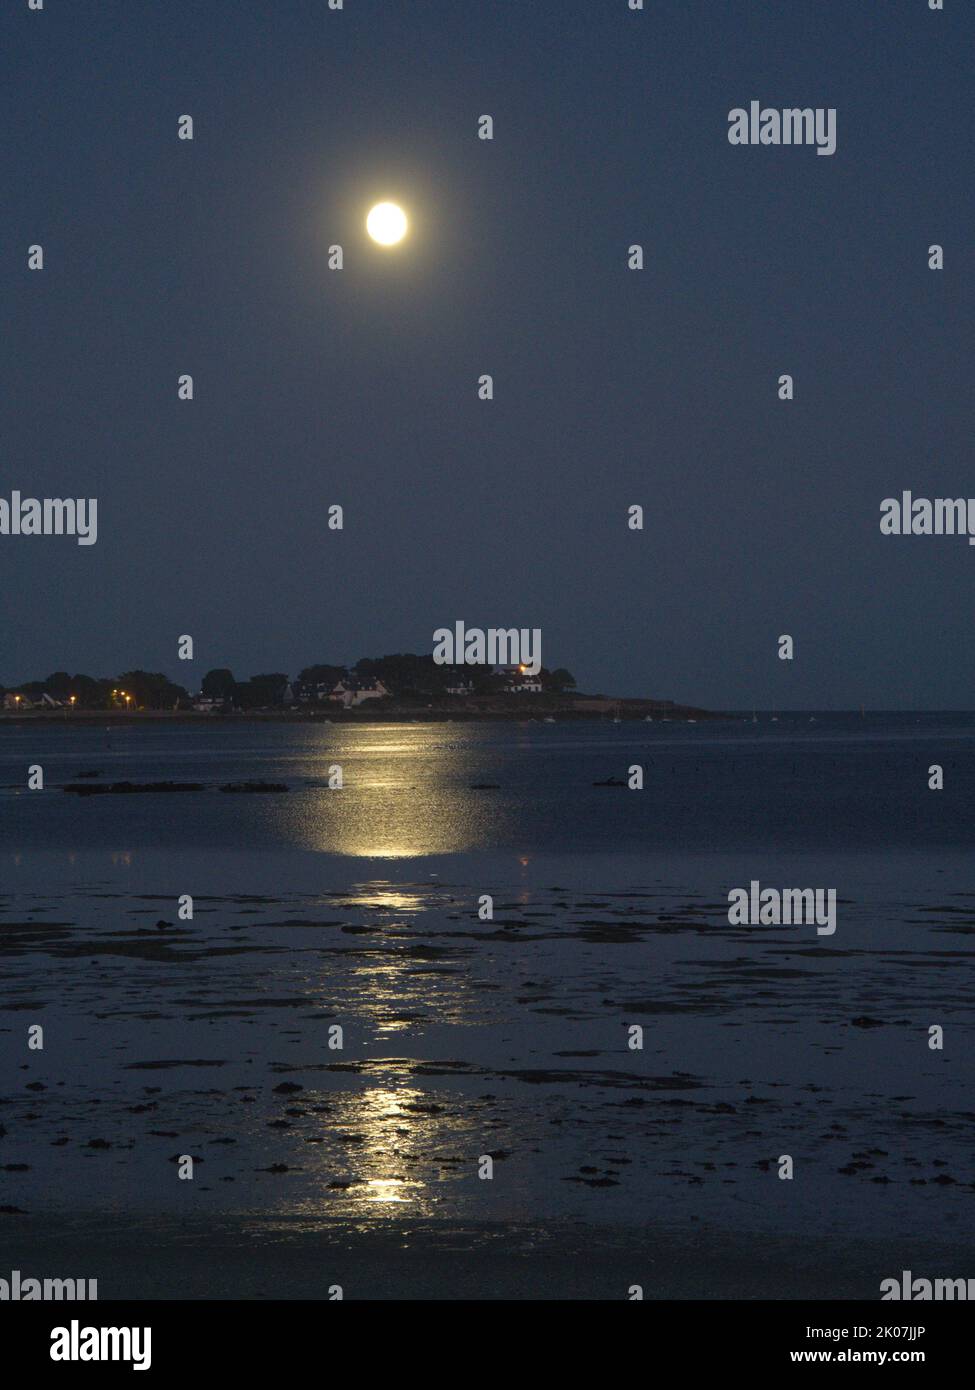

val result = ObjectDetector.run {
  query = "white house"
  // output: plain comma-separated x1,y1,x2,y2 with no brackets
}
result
331,678,391,709
497,665,543,694
296,681,334,704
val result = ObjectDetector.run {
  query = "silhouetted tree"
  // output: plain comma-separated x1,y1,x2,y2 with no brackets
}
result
201,668,236,699
297,663,345,687
116,670,188,710
236,673,289,708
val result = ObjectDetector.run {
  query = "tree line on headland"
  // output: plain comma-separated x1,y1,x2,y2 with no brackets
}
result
1,655,578,712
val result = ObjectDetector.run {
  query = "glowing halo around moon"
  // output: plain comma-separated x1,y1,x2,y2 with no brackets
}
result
366,201,408,246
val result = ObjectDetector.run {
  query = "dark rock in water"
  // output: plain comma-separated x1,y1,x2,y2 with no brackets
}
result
272,1081,303,1094
64,781,205,796
850,1016,885,1028
0,1205,28,1215
85,1138,112,1150
219,781,289,794
155,920,172,930
25,1082,46,1091
593,777,627,787
562,1175,620,1187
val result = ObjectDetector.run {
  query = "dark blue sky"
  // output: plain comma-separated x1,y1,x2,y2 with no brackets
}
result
3,0,972,707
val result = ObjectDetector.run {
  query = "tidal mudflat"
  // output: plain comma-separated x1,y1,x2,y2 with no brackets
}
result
2,717,974,1296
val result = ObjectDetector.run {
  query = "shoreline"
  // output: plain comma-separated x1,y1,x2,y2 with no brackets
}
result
2,1213,969,1300
0,703,721,726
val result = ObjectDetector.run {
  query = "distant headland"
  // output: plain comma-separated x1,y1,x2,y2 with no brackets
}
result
0,654,716,723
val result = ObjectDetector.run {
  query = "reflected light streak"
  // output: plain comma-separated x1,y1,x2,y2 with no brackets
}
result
274,728,507,858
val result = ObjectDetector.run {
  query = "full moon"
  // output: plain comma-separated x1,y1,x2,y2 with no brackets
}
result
366,201,408,246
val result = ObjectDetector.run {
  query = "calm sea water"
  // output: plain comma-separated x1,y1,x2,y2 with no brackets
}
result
3,710,974,859
1,714,973,1268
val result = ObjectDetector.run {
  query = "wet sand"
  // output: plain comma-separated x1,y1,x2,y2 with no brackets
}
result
2,719,974,1298
6,1212,974,1300
2,876,973,1258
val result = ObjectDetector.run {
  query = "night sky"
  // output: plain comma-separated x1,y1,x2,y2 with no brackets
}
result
3,0,972,708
